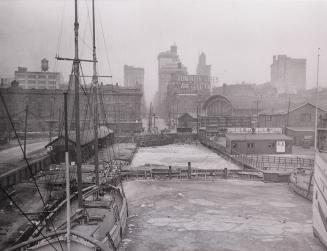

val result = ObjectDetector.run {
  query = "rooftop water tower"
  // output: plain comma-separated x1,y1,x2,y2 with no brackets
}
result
41,58,49,72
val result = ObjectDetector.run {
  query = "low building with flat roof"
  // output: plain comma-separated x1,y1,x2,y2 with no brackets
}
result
226,133,293,155
14,59,62,90
285,127,315,147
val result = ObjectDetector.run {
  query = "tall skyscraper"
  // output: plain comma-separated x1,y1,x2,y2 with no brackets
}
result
157,44,187,115
196,52,211,77
270,55,306,94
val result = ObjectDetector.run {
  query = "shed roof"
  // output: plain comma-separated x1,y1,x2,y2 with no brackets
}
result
45,126,112,147
226,133,292,141
286,127,314,132
178,112,197,119
259,102,326,116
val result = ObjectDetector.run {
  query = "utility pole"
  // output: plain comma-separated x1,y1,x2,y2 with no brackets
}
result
286,96,291,127
196,105,199,137
314,48,321,151
49,102,53,142
23,105,29,159
168,111,171,129
148,103,152,132
308,48,320,198
255,99,261,128
114,108,117,133
153,113,156,130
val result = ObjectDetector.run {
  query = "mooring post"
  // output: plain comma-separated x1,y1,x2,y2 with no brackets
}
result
169,166,172,179
188,162,191,179
223,167,228,179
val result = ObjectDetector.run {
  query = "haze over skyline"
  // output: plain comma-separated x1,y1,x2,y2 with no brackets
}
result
1,0,327,104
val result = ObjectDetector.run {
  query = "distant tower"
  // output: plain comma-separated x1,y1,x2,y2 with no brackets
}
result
196,52,211,77
41,58,49,72
199,52,206,65
170,44,177,54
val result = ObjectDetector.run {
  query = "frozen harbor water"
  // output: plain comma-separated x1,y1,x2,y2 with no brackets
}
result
130,143,239,170
119,179,324,251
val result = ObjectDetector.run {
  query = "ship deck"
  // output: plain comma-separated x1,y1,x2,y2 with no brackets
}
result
120,179,324,251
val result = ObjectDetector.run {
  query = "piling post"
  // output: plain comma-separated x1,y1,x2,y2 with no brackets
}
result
188,162,191,179
169,166,172,179
223,167,228,179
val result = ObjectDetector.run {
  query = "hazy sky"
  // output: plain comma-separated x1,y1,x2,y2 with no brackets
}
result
1,0,327,104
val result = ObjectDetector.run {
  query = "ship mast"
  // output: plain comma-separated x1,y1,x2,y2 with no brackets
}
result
73,0,83,207
92,0,99,187
64,92,71,251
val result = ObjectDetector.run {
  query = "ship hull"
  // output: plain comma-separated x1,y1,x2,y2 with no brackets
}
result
6,186,128,251
313,152,327,248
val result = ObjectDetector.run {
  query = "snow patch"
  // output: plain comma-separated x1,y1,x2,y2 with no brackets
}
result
189,199,216,207
130,144,239,170
269,202,296,208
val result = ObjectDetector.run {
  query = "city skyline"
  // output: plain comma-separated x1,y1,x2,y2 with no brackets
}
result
0,0,327,105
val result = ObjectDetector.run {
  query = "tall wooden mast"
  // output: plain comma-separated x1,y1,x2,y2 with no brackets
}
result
73,0,83,207
64,92,71,251
92,0,99,187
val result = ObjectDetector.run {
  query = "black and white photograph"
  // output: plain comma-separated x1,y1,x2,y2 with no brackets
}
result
0,0,327,250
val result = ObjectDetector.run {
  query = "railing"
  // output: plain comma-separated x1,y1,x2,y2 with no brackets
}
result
233,154,314,171
199,135,314,172
120,167,262,181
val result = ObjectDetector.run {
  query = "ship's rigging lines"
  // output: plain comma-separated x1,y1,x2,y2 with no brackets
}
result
0,93,65,251
2,0,126,249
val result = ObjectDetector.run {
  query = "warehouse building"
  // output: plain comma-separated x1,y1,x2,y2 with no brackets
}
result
225,133,293,155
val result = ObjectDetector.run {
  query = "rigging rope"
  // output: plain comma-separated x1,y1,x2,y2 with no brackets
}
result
0,186,59,251
0,93,65,251
97,5,113,84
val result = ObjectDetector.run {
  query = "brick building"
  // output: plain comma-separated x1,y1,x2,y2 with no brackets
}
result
0,83,143,141
99,84,143,134
123,65,146,116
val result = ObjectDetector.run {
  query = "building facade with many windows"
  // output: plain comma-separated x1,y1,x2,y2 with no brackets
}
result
14,59,61,90
271,55,306,94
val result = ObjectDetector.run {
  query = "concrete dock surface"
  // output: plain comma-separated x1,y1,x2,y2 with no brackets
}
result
120,179,324,251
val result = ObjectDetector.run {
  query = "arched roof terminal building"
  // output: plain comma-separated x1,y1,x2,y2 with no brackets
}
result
202,95,233,116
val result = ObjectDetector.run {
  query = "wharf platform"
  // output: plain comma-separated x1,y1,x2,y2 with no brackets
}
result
120,179,324,251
